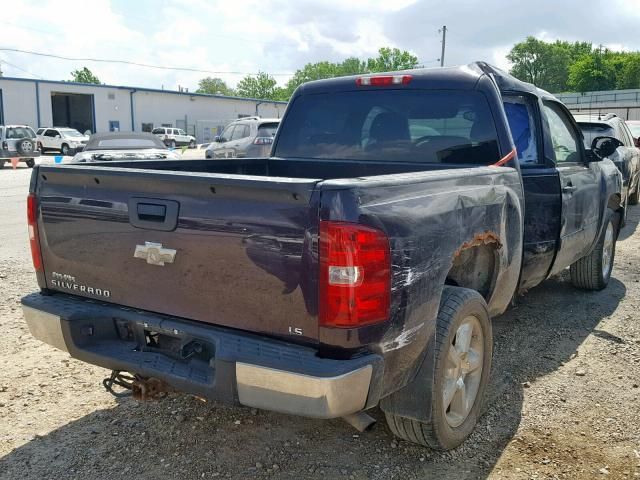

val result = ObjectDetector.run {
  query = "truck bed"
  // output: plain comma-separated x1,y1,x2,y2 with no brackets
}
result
84,157,465,179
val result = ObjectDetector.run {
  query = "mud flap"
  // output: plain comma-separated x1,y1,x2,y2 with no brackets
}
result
378,328,436,423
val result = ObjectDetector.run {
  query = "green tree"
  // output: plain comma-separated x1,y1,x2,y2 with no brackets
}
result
567,47,617,92
283,48,417,99
615,53,640,89
366,47,419,72
236,72,283,100
196,77,235,96
507,37,574,92
70,67,101,84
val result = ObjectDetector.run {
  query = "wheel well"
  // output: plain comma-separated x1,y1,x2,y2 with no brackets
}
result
608,193,621,211
445,232,501,301
607,194,624,231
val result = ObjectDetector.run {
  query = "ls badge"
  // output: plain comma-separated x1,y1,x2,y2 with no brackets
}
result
134,242,176,266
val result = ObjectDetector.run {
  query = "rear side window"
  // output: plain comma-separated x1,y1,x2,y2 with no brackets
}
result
6,127,36,139
627,122,640,139
503,95,539,165
274,90,501,164
257,122,279,137
152,128,165,134
232,125,250,140
577,123,615,150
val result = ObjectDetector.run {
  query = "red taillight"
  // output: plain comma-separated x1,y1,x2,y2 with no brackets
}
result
253,136,274,145
319,221,391,328
355,75,412,87
27,193,43,272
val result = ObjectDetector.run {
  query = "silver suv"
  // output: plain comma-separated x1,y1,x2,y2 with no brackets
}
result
0,125,40,168
151,127,196,149
206,117,280,159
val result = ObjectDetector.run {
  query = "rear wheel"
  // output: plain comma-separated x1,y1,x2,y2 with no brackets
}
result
570,208,617,290
61,144,70,156
189,140,196,148
0,160,5,169
170,140,176,149
385,286,492,450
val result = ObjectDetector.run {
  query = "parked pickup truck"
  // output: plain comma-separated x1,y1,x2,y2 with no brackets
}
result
22,63,623,450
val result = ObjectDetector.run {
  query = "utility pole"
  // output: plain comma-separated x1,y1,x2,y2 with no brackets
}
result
439,26,447,67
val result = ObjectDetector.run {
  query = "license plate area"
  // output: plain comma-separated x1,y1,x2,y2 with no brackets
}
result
114,318,214,363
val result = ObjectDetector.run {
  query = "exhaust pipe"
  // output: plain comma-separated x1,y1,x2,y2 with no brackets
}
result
342,411,376,432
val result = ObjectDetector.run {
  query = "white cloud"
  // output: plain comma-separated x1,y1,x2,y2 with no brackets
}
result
1,0,640,91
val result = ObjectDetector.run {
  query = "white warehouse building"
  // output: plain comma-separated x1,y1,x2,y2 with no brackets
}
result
0,76,288,143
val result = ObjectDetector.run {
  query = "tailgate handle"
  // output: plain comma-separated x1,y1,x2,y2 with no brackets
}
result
137,203,166,222
129,198,179,232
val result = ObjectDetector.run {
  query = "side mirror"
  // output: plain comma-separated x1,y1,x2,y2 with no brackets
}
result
591,136,623,160
55,135,61,139
214,136,221,142
635,137,640,148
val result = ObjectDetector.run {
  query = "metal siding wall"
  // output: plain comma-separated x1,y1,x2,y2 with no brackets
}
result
132,92,285,142
0,80,38,126
0,78,285,138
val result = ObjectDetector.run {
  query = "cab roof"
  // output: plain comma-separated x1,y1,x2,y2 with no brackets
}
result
294,61,558,102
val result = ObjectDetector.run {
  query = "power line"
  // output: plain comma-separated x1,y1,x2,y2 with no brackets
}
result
0,58,44,79
0,47,295,76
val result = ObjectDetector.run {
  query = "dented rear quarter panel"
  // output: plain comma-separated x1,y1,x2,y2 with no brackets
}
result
318,166,524,395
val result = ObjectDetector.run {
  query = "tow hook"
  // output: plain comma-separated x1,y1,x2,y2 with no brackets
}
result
103,370,174,401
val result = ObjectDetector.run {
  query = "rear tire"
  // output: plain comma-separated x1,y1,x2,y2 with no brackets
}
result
0,160,5,169
189,140,196,149
385,286,492,450
170,140,176,149
61,144,70,156
570,208,617,291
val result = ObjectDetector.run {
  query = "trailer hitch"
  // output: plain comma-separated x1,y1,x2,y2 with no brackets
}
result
103,370,174,401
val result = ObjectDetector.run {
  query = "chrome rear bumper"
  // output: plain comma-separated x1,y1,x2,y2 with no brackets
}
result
22,293,381,419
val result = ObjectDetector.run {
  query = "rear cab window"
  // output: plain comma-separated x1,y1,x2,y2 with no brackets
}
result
257,123,279,138
274,90,501,165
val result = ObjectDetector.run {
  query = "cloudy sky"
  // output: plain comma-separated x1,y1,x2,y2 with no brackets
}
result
1,0,639,91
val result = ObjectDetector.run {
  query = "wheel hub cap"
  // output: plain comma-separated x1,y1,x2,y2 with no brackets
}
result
443,315,484,428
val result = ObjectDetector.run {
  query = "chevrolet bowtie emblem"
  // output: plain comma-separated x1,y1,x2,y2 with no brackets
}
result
134,242,176,266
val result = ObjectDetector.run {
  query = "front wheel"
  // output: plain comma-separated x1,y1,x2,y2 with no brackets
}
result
61,144,70,156
570,208,617,290
170,140,176,149
385,286,492,450
189,140,196,149
0,159,5,169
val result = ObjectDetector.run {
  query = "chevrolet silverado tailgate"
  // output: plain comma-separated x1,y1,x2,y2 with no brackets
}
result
33,165,321,343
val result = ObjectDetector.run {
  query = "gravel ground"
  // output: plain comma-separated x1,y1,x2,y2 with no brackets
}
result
0,165,639,479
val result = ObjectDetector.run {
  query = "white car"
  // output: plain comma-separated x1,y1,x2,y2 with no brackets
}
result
36,127,90,156
151,127,196,148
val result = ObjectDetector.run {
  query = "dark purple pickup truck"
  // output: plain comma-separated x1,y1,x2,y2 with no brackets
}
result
22,63,623,450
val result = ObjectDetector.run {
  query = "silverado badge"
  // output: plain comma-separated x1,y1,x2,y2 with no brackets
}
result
134,242,176,266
